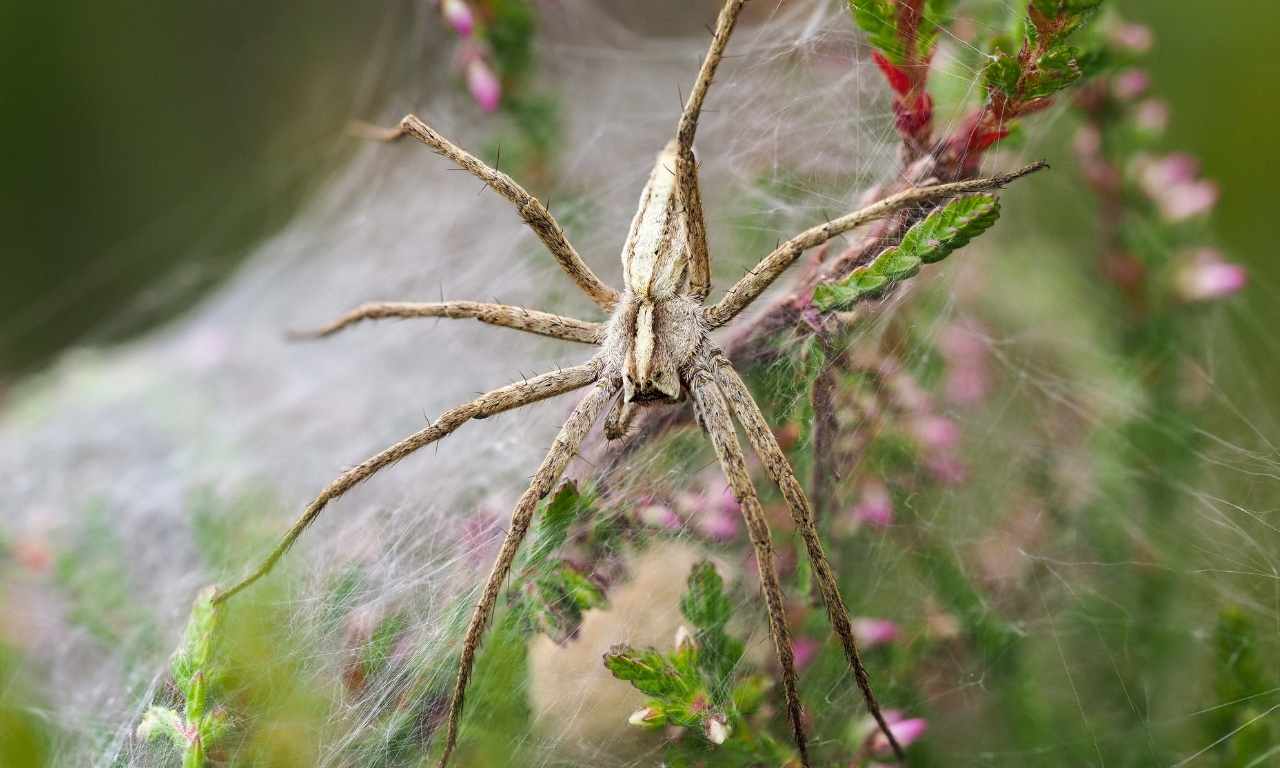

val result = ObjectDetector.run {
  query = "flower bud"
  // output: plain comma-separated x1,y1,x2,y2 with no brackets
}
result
440,0,475,38
852,618,900,649
674,625,697,653
466,58,501,113
871,716,928,754
792,636,820,671
1111,69,1149,101
1174,249,1247,302
628,706,665,728
704,714,731,745
851,481,893,528
1109,22,1153,54
1134,99,1169,135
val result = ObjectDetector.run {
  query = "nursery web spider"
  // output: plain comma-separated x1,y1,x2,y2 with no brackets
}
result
213,1,1043,764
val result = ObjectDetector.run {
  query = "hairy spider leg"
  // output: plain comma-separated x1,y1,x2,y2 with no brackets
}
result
437,377,620,768
705,161,1049,327
289,300,604,344
691,369,812,768
714,357,907,760
212,361,602,606
351,115,619,311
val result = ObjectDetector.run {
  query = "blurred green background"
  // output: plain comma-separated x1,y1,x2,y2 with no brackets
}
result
0,0,1273,379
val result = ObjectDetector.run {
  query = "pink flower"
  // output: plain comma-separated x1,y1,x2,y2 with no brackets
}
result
925,454,968,486
440,0,476,37
691,477,741,541
911,415,960,452
1111,69,1150,100
1109,22,1153,54
851,482,894,528
1175,249,1247,302
1137,154,1219,222
792,636,820,671
1158,179,1219,221
465,58,501,112
637,503,682,530
870,716,928,754
1134,99,1169,135
852,618,900,649
1139,153,1199,191
699,504,741,541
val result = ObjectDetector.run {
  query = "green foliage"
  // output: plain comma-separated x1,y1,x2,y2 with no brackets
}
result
603,561,779,758
510,481,608,641
679,561,745,705
138,588,228,768
812,194,1001,311
0,644,55,768
1207,608,1276,766
849,0,952,64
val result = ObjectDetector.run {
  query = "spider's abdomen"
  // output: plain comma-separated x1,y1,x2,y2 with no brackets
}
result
621,141,690,301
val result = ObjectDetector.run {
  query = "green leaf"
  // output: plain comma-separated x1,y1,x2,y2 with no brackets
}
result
558,565,606,611
679,562,744,702
137,706,189,751
679,561,732,631
813,194,1002,312
899,193,1001,263
525,481,586,567
849,1,902,63
603,645,688,698
983,51,1023,97
1022,45,1083,98
171,587,221,708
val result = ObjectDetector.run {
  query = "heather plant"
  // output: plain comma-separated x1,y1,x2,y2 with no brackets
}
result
0,1,1272,767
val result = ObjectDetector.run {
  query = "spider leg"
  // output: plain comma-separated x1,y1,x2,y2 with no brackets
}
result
676,0,746,155
690,370,811,768
350,115,620,312
704,161,1049,327
437,376,620,768
712,357,907,761
212,360,603,606
675,0,746,302
288,301,604,345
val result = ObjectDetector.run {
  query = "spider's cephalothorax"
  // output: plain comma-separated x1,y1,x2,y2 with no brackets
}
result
606,141,710,420
214,2,1042,765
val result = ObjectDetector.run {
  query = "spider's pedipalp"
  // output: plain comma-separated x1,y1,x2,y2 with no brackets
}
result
713,357,907,760
288,301,604,344
438,376,620,768
690,369,811,768
212,360,602,607
704,161,1049,327
359,113,621,311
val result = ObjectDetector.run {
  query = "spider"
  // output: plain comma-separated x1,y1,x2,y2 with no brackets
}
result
212,2,1042,764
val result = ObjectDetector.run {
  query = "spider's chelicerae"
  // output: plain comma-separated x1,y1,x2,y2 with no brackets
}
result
213,1,1043,764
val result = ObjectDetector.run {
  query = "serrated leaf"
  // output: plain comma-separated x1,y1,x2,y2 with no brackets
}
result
678,562,744,703
899,193,1002,263
138,706,189,751
525,481,585,567
1021,45,1083,99
872,249,923,281
679,561,732,630
603,645,688,698
983,51,1022,96
814,195,1002,312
